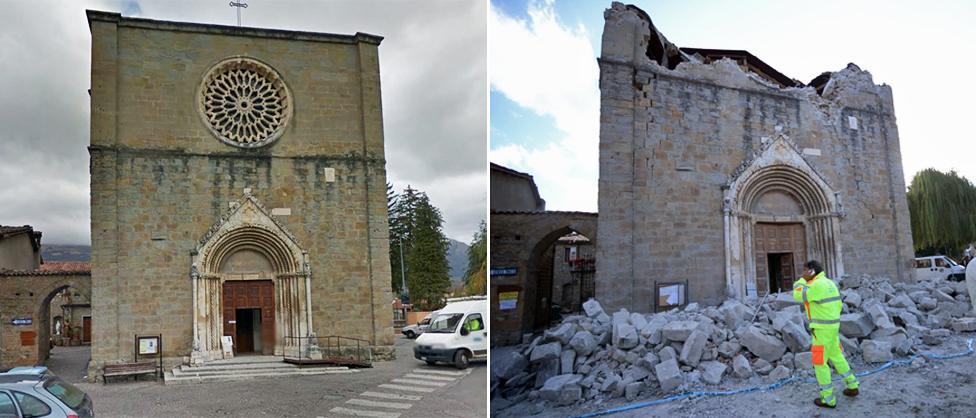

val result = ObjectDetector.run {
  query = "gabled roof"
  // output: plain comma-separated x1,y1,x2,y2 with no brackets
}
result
0,225,42,252
490,163,546,211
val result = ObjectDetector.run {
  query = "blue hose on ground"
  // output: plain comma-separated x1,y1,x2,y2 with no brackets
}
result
570,338,974,418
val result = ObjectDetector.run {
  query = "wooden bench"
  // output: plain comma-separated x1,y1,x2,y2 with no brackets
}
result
103,362,158,383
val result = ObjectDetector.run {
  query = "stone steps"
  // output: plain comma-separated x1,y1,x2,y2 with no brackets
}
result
164,358,357,385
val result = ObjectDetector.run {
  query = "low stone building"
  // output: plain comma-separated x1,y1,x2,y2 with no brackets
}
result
490,164,597,345
86,10,393,378
0,225,42,271
596,3,914,313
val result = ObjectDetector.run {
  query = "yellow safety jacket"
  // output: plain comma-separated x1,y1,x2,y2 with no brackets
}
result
792,271,842,330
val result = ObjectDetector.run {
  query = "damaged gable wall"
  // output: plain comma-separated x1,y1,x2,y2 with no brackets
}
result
595,2,914,313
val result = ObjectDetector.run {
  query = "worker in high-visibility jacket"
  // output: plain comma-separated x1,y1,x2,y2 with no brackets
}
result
792,260,859,408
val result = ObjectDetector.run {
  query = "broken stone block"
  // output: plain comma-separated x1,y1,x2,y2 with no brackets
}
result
781,321,812,353
637,352,659,370
625,381,643,401
600,372,622,394
654,359,684,393
753,358,773,374
679,329,707,367
768,365,791,381
908,290,930,304
793,351,813,370
613,323,640,349
933,289,956,303
560,350,577,375
569,330,597,356
630,312,648,331
717,341,740,359
661,321,698,342
839,313,875,338
861,340,893,363
659,346,678,363
889,293,917,310
700,361,727,385
623,365,650,383
491,350,528,381
865,302,894,329
529,342,562,363
740,326,787,362
535,358,560,388
540,374,583,405
839,334,859,354
844,291,862,308
919,297,938,311
582,298,605,319
869,327,908,346
732,354,753,379
640,315,669,345
952,317,976,332
895,339,913,357
545,322,577,345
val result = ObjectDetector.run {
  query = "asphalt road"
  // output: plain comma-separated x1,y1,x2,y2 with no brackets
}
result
64,336,486,417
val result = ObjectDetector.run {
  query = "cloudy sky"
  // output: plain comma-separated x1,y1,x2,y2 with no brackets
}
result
0,0,487,245
490,0,976,213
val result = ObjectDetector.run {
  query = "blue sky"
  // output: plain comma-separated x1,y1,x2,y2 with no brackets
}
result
490,0,976,212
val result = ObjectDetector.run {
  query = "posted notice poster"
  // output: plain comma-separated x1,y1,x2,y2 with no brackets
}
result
138,336,159,355
499,291,519,311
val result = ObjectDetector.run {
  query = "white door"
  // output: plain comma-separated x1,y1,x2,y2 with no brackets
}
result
461,313,487,360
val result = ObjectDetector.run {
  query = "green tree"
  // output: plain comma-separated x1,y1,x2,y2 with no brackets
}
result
388,185,420,296
907,169,976,258
464,220,487,295
406,194,452,310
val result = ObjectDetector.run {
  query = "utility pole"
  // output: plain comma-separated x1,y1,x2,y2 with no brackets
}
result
399,236,409,300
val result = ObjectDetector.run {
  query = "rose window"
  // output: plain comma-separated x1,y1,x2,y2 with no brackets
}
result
198,58,292,148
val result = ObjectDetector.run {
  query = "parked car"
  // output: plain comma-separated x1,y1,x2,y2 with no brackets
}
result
913,256,966,281
0,366,93,417
413,298,487,369
401,311,436,339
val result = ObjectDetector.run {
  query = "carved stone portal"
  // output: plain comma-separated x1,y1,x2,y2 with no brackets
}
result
723,133,845,299
190,192,312,362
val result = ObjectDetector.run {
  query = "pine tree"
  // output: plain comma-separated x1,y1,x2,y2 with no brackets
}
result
464,220,487,295
405,193,452,310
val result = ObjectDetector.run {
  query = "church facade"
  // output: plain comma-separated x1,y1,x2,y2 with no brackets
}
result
87,10,393,377
596,3,915,313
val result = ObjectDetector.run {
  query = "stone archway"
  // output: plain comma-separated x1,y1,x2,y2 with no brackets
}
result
723,134,844,298
189,191,312,362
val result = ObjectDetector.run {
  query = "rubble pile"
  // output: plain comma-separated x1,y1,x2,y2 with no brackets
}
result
491,274,976,408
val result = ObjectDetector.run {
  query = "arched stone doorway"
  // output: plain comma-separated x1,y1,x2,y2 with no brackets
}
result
526,228,595,329
189,192,311,362
723,134,844,298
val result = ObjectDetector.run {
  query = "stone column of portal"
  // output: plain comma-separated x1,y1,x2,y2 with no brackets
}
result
189,265,204,365
302,254,321,359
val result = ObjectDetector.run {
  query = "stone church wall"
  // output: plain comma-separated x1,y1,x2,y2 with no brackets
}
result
87,11,392,377
596,3,914,313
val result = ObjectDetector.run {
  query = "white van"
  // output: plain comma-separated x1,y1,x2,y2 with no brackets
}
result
913,256,966,281
413,298,487,369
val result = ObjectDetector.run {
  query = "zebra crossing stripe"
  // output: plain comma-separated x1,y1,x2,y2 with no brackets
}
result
360,391,423,401
328,406,400,418
403,373,456,381
391,378,447,387
411,368,467,376
378,384,435,393
346,398,412,410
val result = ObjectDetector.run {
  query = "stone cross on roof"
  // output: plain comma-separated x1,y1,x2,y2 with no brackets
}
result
229,0,248,27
